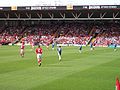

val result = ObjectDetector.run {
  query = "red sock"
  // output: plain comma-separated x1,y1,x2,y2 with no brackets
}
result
38,59,41,63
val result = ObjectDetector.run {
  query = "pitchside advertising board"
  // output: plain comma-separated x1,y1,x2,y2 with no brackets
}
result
0,5,120,11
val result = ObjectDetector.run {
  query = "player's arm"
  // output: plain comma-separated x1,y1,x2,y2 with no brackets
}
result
41,48,43,54
35,49,37,54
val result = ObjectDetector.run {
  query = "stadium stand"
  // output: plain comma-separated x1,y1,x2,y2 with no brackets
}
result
0,21,120,46
0,5,120,46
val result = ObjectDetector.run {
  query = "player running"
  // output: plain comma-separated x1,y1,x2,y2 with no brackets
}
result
36,45,43,66
52,42,55,50
57,46,62,61
90,43,94,50
114,43,117,51
20,41,25,57
79,45,82,53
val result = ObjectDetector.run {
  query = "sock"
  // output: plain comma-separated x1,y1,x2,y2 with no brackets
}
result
38,59,41,65
59,56,61,60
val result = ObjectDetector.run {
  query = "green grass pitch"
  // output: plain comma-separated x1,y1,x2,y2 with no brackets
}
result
0,45,120,90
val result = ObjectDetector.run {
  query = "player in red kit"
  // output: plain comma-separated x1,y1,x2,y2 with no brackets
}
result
20,41,25,57
36,45,43,66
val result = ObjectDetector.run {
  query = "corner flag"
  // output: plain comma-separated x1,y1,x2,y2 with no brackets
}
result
116,77,120,90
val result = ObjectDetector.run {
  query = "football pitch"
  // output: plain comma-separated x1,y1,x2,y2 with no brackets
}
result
0,45,120,90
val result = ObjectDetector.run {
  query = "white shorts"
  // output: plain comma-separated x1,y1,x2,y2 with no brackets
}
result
20,49,24,54
37,54,42,59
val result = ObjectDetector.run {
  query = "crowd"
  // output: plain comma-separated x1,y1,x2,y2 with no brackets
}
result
0,21,120,46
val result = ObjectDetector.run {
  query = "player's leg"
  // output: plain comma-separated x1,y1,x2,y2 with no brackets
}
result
22,49,24,57
91,47,93,50
52,45,54,50
114,47,117,51
59,55,61,60
38,58,41,66
52,47,54,50
58,52,61,60
20,49,24,57
37,54,42,66
57,51,60,60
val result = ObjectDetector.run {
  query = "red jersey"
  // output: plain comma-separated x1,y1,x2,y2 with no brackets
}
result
21,42,25,49
36,48,42,54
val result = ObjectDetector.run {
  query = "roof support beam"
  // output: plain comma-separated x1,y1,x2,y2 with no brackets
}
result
100,12,106,18
4,13,9,19
72,12,82,18
26,13,31,18
48,13,54,18
88,12,94,18
113,12,119,18
37,13,42,18
60,13,65,18
72,13,77,18
15,13,20,18
77,13,81,18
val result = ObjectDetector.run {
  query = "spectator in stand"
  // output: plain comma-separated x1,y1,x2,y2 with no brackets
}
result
0,21,120,47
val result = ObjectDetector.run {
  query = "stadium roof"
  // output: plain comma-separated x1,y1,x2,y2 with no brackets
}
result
0,5,120,21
